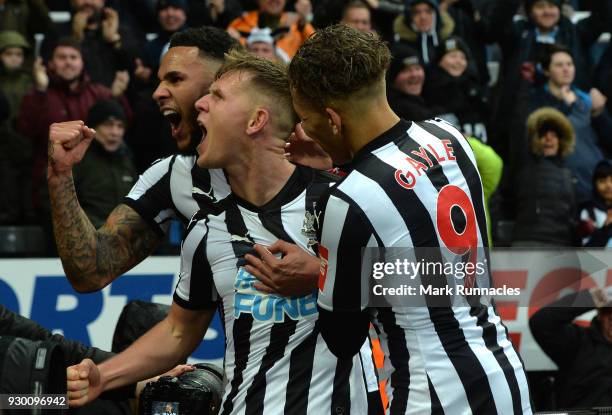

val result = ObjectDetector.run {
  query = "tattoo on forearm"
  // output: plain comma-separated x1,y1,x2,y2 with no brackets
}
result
50,176,159,291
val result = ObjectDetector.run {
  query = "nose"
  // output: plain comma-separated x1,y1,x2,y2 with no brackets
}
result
194,94,210,113
152,83,169,102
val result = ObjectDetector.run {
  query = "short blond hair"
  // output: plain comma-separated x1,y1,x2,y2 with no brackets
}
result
216,49,298,137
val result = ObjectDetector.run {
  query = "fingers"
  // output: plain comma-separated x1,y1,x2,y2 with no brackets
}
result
49,121,87,148
253,282,277,294
244,259,277,291
253,244,280,265
267,240,294,255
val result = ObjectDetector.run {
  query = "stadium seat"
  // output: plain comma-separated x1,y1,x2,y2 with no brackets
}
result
0,226,46,256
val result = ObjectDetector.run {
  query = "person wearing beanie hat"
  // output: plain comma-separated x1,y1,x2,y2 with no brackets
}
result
423,35,489,142
392,0,455,66
138,0,190,81
246,27,289,62
69,99,137,228
486,0,611,171
512,107,577,247
0,31,33,122
387,42,446,121
579,159,612,247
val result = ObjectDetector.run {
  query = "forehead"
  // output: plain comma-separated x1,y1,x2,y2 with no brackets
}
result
159,46,217,80
346,7,369,18
550,52,572,62
53,46,81,57
213,70,251,93
411,3,433,12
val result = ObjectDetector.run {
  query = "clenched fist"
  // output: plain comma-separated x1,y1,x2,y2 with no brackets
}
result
66,358,103,407
48,121,96,178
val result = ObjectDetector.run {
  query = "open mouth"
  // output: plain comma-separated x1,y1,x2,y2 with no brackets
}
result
163,109,181,128
197,120,208,143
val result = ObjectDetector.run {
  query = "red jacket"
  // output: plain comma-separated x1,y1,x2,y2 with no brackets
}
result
18,74,131,204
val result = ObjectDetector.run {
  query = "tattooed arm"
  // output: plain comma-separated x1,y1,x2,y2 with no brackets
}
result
48,121,160,293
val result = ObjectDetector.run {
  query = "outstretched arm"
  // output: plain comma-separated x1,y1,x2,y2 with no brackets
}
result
48,121,160,293
67,303,214,407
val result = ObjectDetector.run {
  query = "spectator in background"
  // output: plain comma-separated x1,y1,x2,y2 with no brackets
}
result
529,44,612,204
186,0,243,30
72,100,137,228
41,0,142,89
387,43,445,121
340,0,373,32
529,287,612,408
512,107,577,247
227,0,315,59
0,89,33,224
0,31,34,224
440,0,493,85
137,0,189,84
0,31,33,123
0,0,55,57
579,160,612,247
488,0,611,162
393,0,455,67
18,37,131,213
423,36,489,142
246,27,288,62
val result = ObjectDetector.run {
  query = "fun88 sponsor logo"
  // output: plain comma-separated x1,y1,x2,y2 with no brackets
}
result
233,268,317,322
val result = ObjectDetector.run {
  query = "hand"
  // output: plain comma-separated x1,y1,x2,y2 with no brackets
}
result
67,359,103,407
285,123,333,170
606,209,612,226
294,0,312,23
590,87,607,117
134,58,152,83
48,121,96,177
590,286,612,308
227,27,242,41
72,10,90,41
244,241,320,297
209,0,226,19
135,364,195,400
33,57,49,92
102,8,120,44
111,70,130,97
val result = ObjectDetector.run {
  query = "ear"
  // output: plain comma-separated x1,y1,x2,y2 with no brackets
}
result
246,107,270,136
325,107,342,136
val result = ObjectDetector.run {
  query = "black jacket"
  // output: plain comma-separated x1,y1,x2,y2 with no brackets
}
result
73,140,138,228
529,291,612,408
387,87,443,122
488,0,611,132
423,65,489,141
513,156,577,245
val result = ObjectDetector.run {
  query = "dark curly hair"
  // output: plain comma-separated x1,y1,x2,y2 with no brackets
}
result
288,24,391,107
169,27,239,62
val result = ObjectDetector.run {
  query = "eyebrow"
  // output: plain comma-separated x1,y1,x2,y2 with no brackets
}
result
161,70,185,81
210,85,224,98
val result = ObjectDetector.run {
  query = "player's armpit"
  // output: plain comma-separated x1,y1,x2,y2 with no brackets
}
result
317,307,370,359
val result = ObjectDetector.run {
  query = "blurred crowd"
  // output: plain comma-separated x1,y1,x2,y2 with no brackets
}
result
1,0,612,251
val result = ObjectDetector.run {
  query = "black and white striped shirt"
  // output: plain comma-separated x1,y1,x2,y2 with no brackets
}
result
317,119,532,414
123,155,231,235
174,165,373,415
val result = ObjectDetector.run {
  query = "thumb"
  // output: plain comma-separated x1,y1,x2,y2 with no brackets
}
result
78,359,94,379
81,125,96,141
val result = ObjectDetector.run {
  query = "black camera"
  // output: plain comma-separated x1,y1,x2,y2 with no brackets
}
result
139,363,224,415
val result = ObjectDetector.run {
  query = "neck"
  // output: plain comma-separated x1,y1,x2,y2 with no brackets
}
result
547,80,570,96
226,135,296,207
68,78,80,91
342,97,401,157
